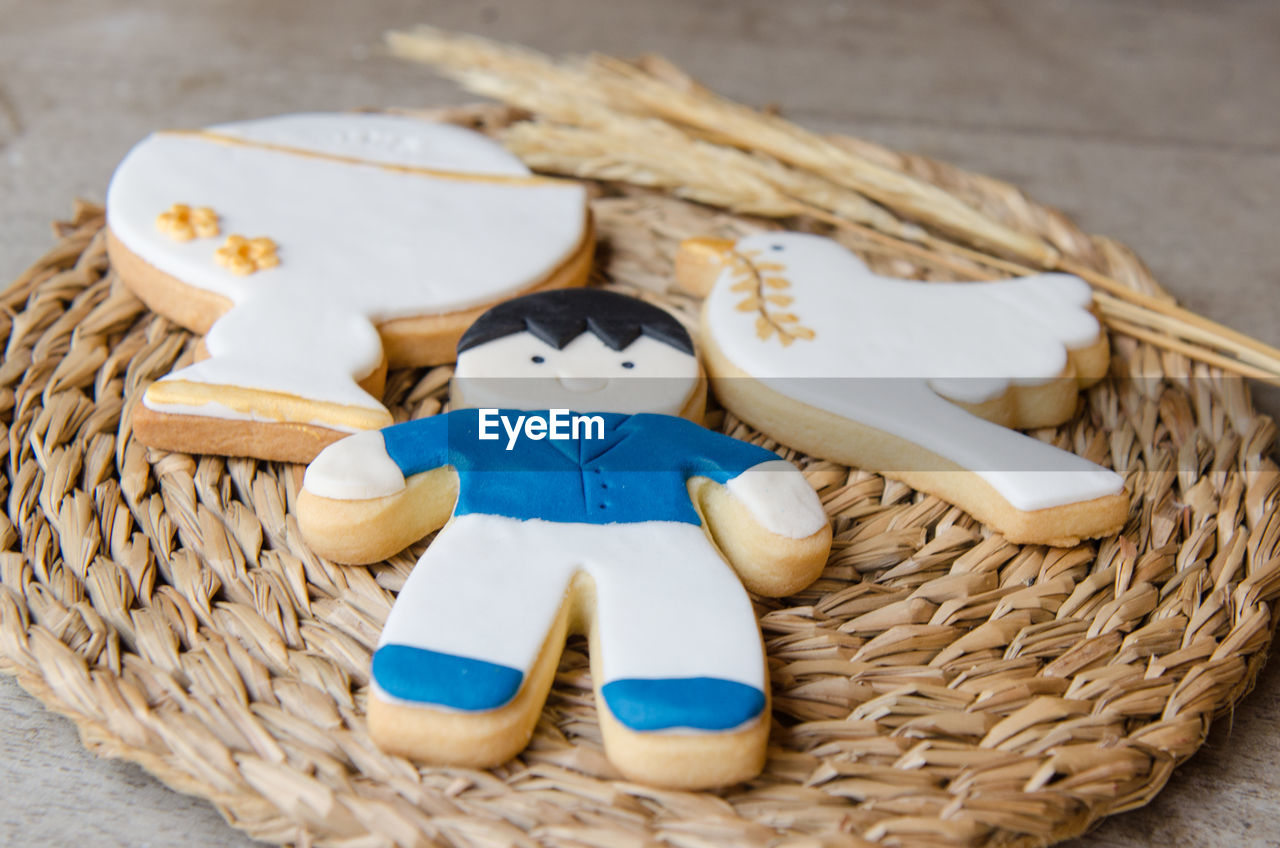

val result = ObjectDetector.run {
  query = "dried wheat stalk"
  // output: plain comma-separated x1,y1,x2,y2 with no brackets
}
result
388,26,1280,387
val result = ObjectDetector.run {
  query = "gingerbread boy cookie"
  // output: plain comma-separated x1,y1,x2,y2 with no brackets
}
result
297,289,832,788
676,232,1128,547
106,112,593,462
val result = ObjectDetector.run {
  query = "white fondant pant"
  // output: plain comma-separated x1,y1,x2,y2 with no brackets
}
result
376,514,765,697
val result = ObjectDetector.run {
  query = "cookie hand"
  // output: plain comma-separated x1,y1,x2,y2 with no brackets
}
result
724,459,828,539
302,429,406,500
692,459,831,598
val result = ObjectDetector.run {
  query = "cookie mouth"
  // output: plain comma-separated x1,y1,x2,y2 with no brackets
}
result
556,376,609,392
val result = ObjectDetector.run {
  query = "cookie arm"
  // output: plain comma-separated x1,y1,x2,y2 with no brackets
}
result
674,420,831,596
298,417,458,564
303,429,408,501
689,472,830,598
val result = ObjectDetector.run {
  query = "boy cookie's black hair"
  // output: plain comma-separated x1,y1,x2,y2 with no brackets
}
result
457,288,695,356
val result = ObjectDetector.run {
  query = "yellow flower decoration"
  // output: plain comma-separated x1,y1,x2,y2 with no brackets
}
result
215,235,280,275
155,203,220,241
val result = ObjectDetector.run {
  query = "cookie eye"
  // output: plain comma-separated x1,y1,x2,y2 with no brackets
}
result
770,244,784,251
531,355,545,364
621,361,635,369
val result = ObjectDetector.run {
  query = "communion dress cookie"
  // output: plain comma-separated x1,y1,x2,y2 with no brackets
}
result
106,112,593,462
297,289,833,789
676,231,1128,547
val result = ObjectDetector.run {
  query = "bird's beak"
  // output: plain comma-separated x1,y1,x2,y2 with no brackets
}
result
674,237,736,297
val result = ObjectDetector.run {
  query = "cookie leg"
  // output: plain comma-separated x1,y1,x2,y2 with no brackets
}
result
585,522,771,788
368,514,578,766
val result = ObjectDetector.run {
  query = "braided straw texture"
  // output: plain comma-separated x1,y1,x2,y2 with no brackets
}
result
2,105,1279,848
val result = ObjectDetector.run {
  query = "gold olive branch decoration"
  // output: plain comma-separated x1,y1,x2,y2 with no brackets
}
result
728,248,815,345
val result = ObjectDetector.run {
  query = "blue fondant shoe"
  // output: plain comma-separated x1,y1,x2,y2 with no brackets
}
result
601,677,766,731
372,644,523,711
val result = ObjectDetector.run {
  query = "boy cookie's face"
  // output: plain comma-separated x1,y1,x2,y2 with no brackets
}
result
452,329,701,416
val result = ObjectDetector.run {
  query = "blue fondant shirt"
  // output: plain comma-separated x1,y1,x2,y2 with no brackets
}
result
380,409,777,525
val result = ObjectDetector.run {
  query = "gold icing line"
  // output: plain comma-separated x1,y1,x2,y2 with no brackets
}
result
145,379,394,431
157,129,577,188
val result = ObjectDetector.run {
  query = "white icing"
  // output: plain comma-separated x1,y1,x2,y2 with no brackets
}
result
377,514,764,691
724,459,828,538
303,430,405,500
703,232,1124,512
451,331,700,416
107,113,588,430
156,287,389,414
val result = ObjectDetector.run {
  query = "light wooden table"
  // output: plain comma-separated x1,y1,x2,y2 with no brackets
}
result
2,1,1278,844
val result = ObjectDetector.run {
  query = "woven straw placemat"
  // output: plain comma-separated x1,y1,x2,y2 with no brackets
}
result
2,103,1279,848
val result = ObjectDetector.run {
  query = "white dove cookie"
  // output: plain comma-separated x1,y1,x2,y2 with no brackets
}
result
676,232,1128,547
298,289,832,789
106,112,593,462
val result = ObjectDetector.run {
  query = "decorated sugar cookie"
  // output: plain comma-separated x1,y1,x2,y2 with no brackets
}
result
106,112,593,462
676,232,1128,547
297,289,832,789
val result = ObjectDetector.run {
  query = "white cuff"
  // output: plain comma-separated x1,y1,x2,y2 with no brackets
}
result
303,430,406,500
724,459,828,538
